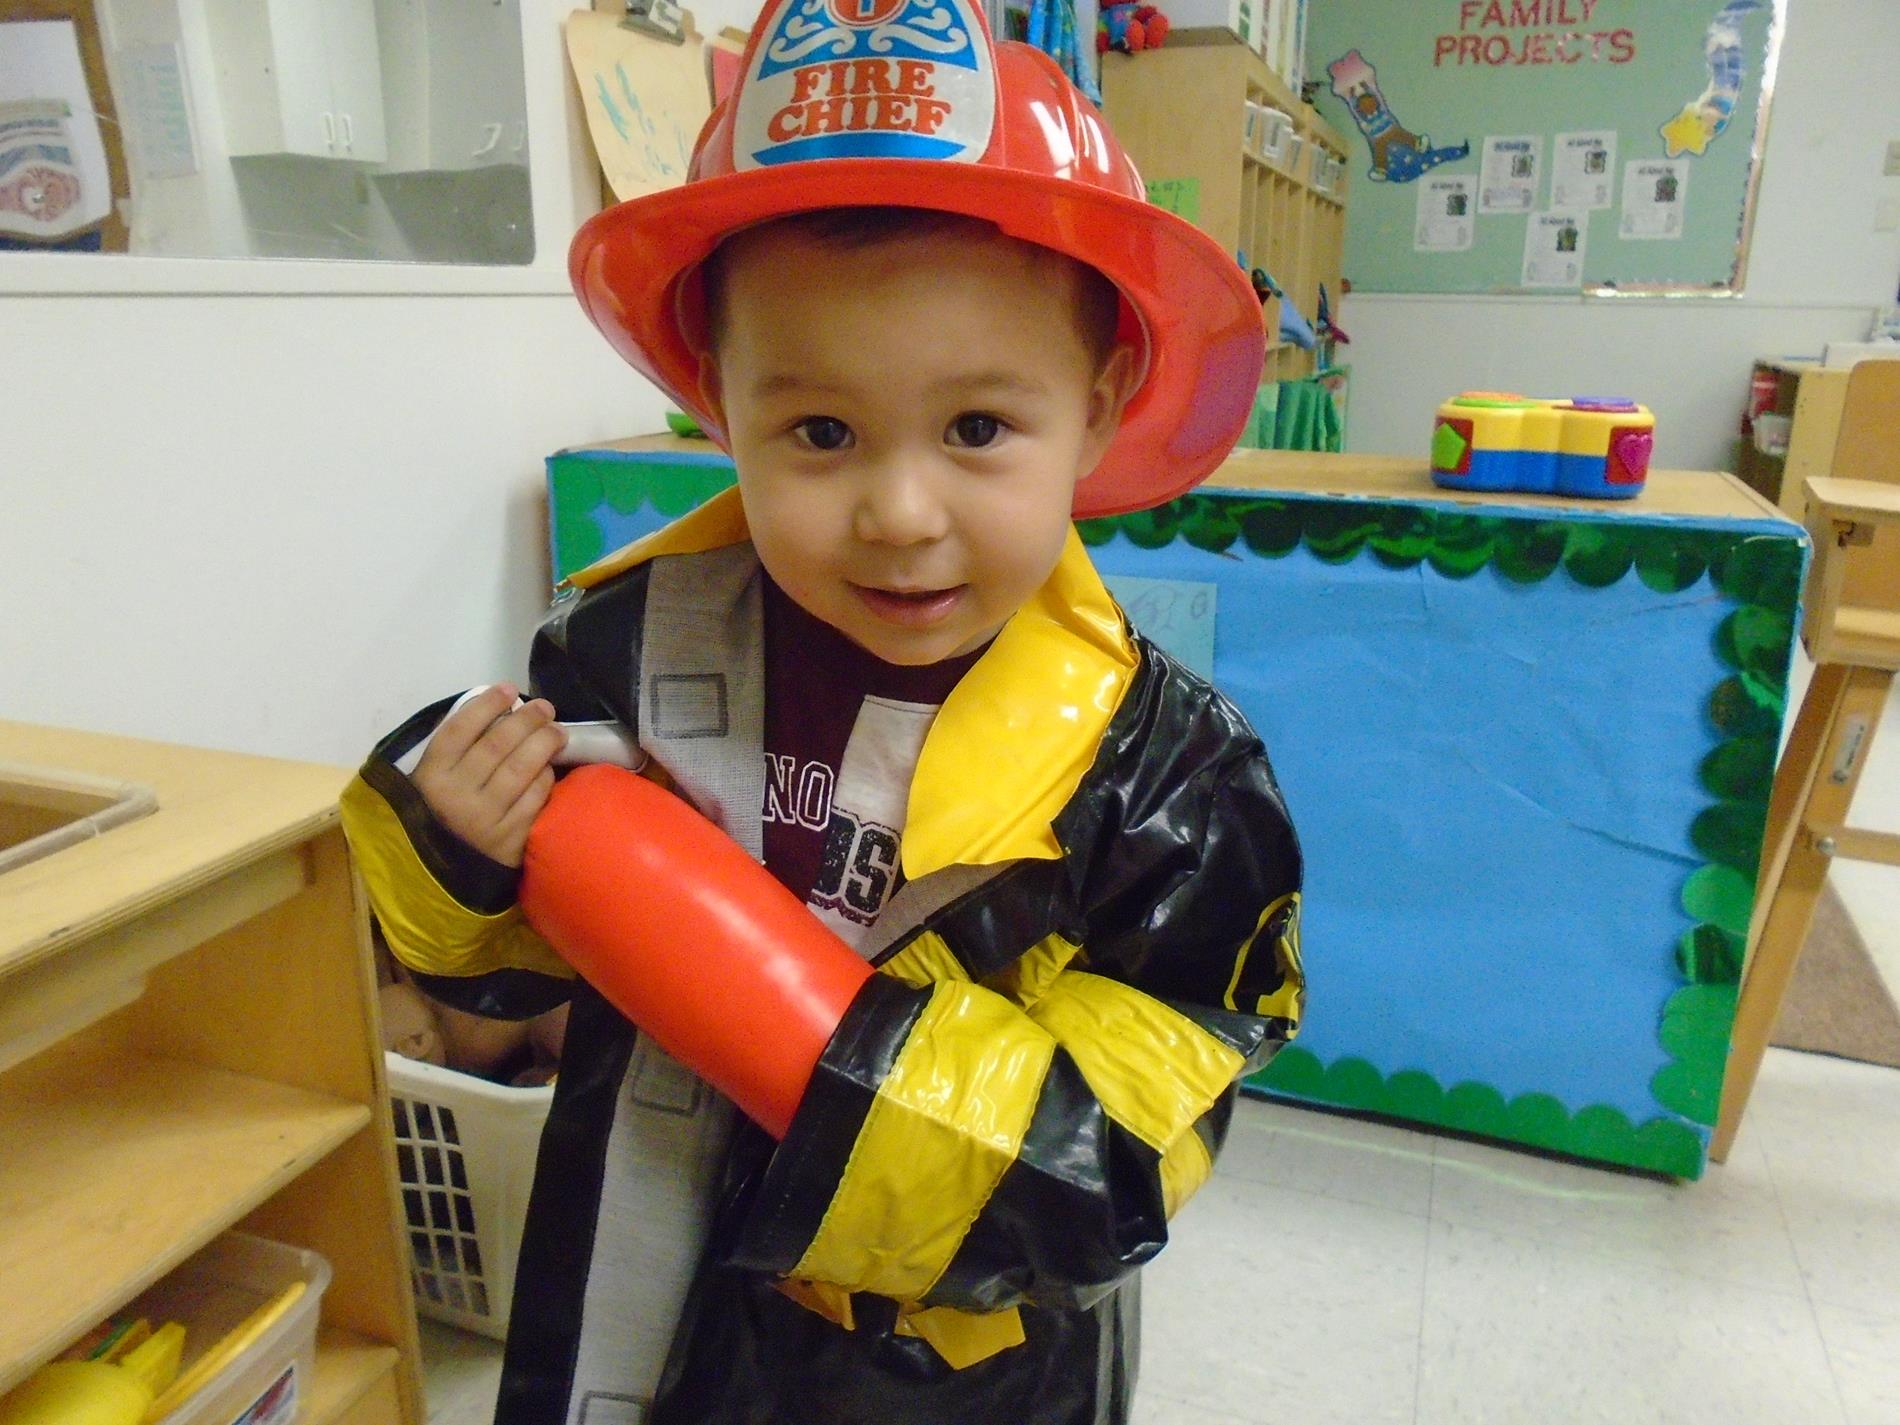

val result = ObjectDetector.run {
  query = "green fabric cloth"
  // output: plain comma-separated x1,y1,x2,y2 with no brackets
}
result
1239,382,1280,450
1236,378,1341,453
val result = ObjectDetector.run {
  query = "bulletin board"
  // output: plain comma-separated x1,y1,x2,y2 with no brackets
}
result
1305,0,1782,295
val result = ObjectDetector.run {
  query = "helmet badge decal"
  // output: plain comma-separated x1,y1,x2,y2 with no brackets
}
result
733,0,996,170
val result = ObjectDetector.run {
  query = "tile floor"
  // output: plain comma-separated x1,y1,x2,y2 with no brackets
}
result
419,676,1900,1425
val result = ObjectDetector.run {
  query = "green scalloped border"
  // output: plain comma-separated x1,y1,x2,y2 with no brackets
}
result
1077,493,1804,1180
552,461,1806,1178
548,453,738,580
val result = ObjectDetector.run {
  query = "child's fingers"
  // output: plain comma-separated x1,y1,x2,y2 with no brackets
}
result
460,697,555,787
419,684,520,774
494,768,558,857
482,721,568,808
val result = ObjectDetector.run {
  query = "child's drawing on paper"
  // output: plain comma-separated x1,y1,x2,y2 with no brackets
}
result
566,11,710,202
1660,0,1765,158
1328,49,1469,184
0,20,115,245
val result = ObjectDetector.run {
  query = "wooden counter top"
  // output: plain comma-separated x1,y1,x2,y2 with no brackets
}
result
565,435,1795,527
0,722,348,979
1205,450,1791,524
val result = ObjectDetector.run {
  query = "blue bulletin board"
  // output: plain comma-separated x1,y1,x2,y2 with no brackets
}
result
1304,0,1783,294
1080,487,1803,1179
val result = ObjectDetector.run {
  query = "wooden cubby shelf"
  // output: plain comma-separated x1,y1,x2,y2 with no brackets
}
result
1104,29,1349,384
0,721,422,1425
0,1043,371,1391
308,1327,405,1425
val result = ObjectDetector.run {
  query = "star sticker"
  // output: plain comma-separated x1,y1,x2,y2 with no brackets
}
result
1660,106,1712,158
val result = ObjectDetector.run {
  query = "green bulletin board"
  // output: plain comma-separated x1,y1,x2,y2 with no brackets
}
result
1306,0,1781,294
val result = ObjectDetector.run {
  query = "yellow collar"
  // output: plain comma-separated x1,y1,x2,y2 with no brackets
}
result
567,487,1138,876
563,485,754,589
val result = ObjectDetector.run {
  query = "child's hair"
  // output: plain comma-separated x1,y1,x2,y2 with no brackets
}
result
698,206,1125,371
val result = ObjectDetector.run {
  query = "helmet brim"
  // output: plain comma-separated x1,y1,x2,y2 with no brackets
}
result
570,159,1265,519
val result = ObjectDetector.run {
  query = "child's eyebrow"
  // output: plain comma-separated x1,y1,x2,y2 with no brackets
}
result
927,371,1051,400
748,372,855,400
747,371,1051,401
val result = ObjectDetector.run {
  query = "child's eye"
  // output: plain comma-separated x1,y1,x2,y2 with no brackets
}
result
794,417,852,451
946,413,1004,449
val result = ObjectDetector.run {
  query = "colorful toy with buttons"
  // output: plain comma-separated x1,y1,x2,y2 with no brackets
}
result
1430,392,1655,500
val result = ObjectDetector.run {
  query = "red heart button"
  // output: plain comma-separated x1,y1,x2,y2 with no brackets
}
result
1609,429,1653,484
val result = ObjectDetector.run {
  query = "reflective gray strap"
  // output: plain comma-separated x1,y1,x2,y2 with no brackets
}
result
638,544,767,862
565,1041,737,1425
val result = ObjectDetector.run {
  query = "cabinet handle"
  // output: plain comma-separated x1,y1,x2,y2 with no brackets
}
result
509,121,526,153
474,122,502,158
341,113,354,151
322,111,336,150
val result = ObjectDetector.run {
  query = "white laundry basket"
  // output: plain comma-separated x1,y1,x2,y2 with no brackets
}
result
385,1052,553,1339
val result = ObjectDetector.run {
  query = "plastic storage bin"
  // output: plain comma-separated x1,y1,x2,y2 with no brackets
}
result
139,1233,330,1425
385,1052,553,1339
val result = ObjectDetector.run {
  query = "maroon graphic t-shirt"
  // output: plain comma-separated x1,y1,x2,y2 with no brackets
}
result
761,576,987,951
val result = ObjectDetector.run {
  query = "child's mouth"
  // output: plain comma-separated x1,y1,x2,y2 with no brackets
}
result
852,584,966,627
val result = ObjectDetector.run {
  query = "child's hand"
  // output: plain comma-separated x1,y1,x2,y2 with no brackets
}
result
413,684,569,868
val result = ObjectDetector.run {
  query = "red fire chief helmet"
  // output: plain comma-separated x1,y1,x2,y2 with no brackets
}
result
569,0,1264,518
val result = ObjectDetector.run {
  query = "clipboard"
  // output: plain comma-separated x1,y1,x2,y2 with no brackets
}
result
570,2,711,204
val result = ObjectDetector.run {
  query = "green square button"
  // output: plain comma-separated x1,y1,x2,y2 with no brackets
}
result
1431,420,1469,471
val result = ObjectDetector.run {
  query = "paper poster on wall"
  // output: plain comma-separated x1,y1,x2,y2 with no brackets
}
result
1478,135,1540,214
1414,175,1474,251
1521,210,1588,287
1550,130,1615,210
0,20,113,242
117,42,198,179
1621,159,1689,239
1306,2,1780,294
1661,0,1765,158
565,11,709,203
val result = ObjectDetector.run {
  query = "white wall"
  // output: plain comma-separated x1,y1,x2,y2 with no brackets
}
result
1,0,675,766
1,292,668,765
1338,0,1900,471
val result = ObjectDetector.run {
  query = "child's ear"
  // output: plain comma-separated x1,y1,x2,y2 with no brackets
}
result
696,351,727,431
1080,342,1142,469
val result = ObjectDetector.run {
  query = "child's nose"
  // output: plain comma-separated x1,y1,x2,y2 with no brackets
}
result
853,465,949,546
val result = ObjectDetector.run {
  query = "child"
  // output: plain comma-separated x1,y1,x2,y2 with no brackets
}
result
340,1,1303,1421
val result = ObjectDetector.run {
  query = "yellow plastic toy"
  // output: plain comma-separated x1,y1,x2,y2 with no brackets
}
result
0,1323,184,1425
1430,391,1655,499
142,1284,304,1423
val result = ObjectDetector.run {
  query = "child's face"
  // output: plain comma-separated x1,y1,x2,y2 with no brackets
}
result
702,224,1135,666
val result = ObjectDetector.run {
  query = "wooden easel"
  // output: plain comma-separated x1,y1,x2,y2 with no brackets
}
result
1713,361,1900,1162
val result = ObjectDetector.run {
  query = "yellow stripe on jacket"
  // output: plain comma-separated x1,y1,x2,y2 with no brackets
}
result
791,970,1244,1301
1026,972,1243,1217
791,983,1053,1300
338,774,574,982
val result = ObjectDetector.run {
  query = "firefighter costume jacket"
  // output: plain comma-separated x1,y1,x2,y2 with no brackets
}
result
340,489,1305,1425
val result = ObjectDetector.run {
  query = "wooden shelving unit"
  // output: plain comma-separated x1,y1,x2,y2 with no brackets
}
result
1102,29,1349,383
0,721,422,1425
1734,357,1856,514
